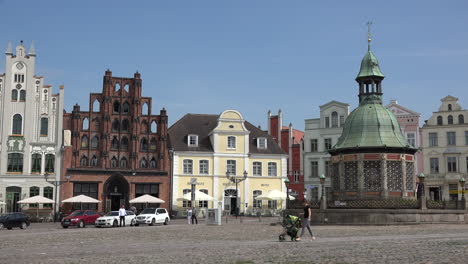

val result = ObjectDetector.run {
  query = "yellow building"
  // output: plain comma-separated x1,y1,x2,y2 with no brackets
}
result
169,110,288,216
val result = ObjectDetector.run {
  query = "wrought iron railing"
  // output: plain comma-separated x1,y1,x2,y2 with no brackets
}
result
327,199,419,209
427,200,460,210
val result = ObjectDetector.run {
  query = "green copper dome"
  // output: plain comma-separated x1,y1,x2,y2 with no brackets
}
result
331,103,412,152
356,50,385,79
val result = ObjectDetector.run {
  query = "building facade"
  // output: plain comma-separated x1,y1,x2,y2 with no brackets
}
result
386,100,423,175
421,96,468,201
0,41,64,214
61,70,171,212
169,110,287,216
267,110,305,200
329,41,417,200
303,101,349,201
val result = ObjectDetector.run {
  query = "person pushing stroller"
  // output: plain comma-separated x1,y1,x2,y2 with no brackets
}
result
279,214,302,242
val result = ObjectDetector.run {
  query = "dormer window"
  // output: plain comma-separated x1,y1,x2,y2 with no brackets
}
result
257,137,267,149
227,136,236,149
188,134,198,147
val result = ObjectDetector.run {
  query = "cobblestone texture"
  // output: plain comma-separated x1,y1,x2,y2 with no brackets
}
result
1,217,468,264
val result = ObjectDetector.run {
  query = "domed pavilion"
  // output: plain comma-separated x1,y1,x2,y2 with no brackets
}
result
328,40,417,200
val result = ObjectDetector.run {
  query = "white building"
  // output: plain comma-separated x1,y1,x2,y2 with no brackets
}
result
303,101,349,201
421,96,468,201
0,41,64,214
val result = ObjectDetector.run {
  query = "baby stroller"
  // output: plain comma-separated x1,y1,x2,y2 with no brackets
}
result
279,214,301,242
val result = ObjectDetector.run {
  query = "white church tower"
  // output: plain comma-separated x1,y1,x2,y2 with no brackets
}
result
0,41,64,215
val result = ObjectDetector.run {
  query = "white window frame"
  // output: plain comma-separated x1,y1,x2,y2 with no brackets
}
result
183,159,193,174
267,162,277,176
253,162,262,176
227,136,236,149
294,171,299,182
188,134,198,147
227,160,236,175
199,160,209,175
257,137,267,149
198,189,209,208
406,133,415,147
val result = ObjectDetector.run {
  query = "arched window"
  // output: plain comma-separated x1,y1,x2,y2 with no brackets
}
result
43,187,53,208
7,153,23,172
458,114,464,124
111,136,119,149
81,135,89,148
151,120,157,133
45,154,55,173
140,138,148,151
113,101,120,113
114,83,120,92
19,90,26,101
141,121,148,134
12,114,22,134
140,157,148,168
120,157,127,168
331,111,338,128
150,157,157,168
82,117,89,130
90,155,98,166
80,156,88,166
448,104,452,111
40,117,48,136
448,115,453,125
183,189,192,207
150,138,157,151
122,102,130,114
111,157,118,168
142,103,149,115
92,99,100,112
112,119,120,132
91,136,99,149
124,84,129,92
253,190,262,208
121,137,129,150
29,186,40,208
11,89,18,101
437,116,443,125
31,154,42,173
121,119,129,131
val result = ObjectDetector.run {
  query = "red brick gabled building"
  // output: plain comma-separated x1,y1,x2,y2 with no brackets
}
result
61,70,171,212
268,110,305,200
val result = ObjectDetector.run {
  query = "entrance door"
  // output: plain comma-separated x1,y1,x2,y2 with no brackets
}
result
224,189,238,215
429,186,441,201
104,175,129,212
6,187,21,213
110,194,122,211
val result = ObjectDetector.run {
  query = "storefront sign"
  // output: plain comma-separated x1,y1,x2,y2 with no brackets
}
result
261,184,269,187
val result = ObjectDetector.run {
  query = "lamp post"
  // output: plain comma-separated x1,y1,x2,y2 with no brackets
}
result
44,173,70,222
417,173,426,210
459,177,466,203
319,174,326,209
226,170,248,218
284,178,290,209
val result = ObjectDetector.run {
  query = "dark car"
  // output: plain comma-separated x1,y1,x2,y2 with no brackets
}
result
0,213,30,230
61,210,100,228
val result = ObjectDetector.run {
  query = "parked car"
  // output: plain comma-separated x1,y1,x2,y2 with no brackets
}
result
61,210,100,228
95,210,136,227
135,208,170,226
0,213,30,230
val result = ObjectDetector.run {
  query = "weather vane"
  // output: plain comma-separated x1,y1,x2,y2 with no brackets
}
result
367,21,373,51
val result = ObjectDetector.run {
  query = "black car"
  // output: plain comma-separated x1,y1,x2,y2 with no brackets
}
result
0,213,30,230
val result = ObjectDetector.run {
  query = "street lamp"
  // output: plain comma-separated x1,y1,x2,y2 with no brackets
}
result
319,174,326,201
417,173,425,199
226,170,248,218
44,173,71,222
459,177,466,202
284,178,290,209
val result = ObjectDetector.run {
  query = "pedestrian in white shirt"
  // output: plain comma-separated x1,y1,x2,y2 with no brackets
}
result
119,204,127,227
187,208,192,225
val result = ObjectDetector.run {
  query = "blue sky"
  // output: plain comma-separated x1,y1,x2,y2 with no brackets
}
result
1,0,467,130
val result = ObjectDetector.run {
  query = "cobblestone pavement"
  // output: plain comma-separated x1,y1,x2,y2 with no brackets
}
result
1,217,468,264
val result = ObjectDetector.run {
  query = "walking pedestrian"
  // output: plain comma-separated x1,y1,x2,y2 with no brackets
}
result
296,200,315,241
119,204,127,227
191,207,198,224
187,208,193,224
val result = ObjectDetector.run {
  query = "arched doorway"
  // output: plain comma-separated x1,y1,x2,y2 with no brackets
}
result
6,186,21,212
104,175,129,211
223,189,238,215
